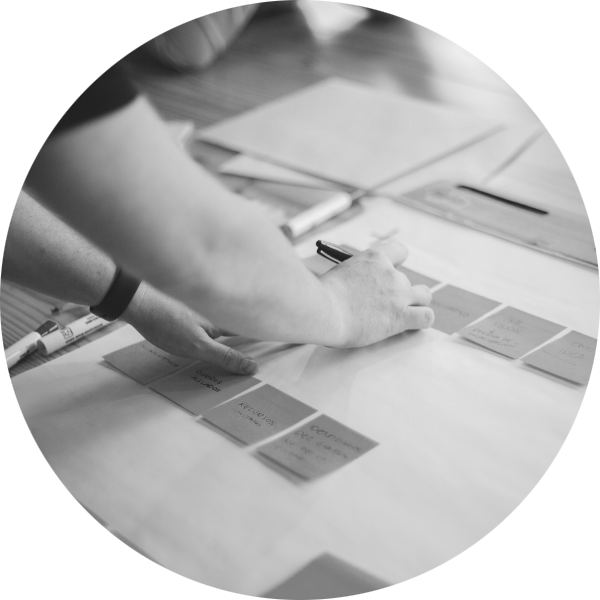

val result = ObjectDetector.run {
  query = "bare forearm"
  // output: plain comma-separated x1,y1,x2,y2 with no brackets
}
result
26,98,342,345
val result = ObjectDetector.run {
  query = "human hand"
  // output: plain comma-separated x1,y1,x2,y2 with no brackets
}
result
318,240,434,347
121,282,257,375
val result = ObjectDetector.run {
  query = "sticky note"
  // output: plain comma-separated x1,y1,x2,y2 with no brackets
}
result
459,306,565,359
262,553,389,599
522,330,596,384
202,385,316,444
31,531,163,600
257,414,378,479
103,341,195,385
0,450,56,511
0,490,106,566
396,266,439,288
0,438,11,453
149,361,260,415
431,285,500,334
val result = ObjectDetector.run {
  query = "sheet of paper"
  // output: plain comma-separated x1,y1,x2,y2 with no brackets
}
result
431,285,501,334
375,120,542,198
199,78,501,190
219,154,339,189
262,553,389,599
32,531,163,600
103,341,195,385
0,450,56,511
257,414,379,480
149,361,260,415
0,438,12,452
521,330,597,384
396,265,439,288
459,306,566,359
0,490,106,566
202,384,316,444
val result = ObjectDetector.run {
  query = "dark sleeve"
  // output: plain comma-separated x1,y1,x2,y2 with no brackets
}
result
0,0,137,154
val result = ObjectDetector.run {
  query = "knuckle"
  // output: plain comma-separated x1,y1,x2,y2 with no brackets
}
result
221,347,240,369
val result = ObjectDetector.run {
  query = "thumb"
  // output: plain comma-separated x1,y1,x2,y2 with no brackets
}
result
196,337,258,375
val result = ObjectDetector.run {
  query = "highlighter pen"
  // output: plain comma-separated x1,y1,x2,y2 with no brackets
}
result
316,240,354,264
5,320,59,368
37,313,110,356
281,189,365,239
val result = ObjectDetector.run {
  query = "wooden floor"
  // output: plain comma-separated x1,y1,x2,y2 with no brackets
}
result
2,1,587,377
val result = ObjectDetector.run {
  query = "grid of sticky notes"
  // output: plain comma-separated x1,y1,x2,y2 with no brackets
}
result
256,554,399,600
103,342,379,479
313,256,597,383
0,439,163,600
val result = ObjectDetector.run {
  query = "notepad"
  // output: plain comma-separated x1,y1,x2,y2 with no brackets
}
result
262,553,389,599
202,385,316,444
431,285,500,334
0,438,11,453
522,330,596,384
199,78,500,190
0,490,106,566
0,450,56,511
150,361,260,415
103,341,195,385
257,414,378,479
459,306,565,359
31,531,163,600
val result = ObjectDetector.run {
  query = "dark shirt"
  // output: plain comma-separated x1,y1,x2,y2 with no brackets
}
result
0,0,137,154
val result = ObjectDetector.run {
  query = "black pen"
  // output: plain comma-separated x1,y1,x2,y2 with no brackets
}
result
316,240,355,264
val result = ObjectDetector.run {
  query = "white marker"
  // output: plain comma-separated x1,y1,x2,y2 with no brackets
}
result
5,320,59,368
281,192,354,239
37,314,110,356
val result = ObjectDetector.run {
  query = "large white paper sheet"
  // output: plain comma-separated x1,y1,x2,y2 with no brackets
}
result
199,78,501,190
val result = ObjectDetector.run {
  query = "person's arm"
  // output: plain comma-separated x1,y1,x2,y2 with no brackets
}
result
26,97,433,347
2,192,257,374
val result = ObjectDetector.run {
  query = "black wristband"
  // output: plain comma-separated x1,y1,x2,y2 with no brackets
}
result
90,268,141,322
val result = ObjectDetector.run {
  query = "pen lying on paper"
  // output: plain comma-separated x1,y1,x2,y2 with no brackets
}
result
316,240,354,264
5,320,59,368
37,314,110,356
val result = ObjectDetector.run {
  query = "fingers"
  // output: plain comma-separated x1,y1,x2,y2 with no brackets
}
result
368,240,409,266
402,306,435,330
410,284,432,307
195,336,258,375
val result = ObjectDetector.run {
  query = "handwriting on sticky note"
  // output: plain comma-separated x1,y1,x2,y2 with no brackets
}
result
149,361,260,415
396,266,439,288
0,450,56,511
202,385,316,444
0,438,11,454
0,490,105,566
458,306,566,359
103,341,195,385
32,531,163,600
431,285,500,334
257,554,398,600
257,414,378,479
522,330,596,384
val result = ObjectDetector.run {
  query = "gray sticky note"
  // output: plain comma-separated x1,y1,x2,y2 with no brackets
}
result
522,330,596,384
459,306,566,359
431,285,500,334
0,450,56,511
396,265,439,288
31,531,163,600
0,438,12,453
202,385,316,444
262,553,389,599
150,361,260,415
0,490,106,566
303,254,335,275
103,341,195,385
257,414,378,480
